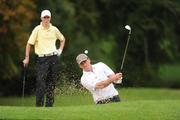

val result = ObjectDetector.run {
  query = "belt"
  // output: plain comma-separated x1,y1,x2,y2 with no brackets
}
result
37,52,57,57
96,95,120,104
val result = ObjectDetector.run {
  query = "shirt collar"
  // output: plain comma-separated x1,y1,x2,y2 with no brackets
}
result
82,64,95,74
40,22,52,30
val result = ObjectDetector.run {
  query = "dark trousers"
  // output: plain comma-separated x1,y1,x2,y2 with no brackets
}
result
35,55,59,107
97,95,120,104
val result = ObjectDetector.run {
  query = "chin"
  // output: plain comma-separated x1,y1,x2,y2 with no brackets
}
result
85,68,91,72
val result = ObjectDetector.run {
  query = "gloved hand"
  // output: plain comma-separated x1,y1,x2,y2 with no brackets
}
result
114,77,122,84
56,49,62,56
113,73,123,84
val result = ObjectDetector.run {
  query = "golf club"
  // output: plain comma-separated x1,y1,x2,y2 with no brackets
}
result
121,25,131,70
22,65,27,106
114,25,131,84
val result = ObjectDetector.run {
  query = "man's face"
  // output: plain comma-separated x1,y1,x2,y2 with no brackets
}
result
79,59,92,71
41,16,51,24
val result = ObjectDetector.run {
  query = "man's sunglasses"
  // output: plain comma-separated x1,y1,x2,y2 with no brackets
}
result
43,16,50,19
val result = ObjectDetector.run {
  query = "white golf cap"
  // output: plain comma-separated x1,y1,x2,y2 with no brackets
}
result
76,53,88,64
41,10,51,18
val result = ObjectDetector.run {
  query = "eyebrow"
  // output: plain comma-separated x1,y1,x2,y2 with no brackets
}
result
80,60,87,65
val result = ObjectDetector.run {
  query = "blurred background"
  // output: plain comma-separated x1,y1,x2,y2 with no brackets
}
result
0,0,180,96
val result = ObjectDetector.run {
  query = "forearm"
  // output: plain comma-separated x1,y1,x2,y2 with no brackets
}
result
95,78,114,89
59,39,65,50
23,43,32,67
95,73,122,89
25,43,31,58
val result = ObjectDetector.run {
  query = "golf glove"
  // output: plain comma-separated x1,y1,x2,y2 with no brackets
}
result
56,49,62,57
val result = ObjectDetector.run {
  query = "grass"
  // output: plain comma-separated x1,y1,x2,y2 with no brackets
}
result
0,88,180,120
1,100,180,120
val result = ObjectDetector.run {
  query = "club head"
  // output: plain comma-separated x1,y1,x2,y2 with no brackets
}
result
125,25,131,31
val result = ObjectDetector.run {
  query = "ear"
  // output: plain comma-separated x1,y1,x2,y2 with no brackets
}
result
87,59,91,64
79,64,83,69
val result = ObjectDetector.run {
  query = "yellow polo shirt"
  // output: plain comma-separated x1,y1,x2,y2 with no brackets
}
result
28,22,65,55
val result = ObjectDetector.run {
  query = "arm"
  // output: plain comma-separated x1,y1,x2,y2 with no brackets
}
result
22,26,38,66
56,39,65,56
58,38,65,51
56,27,65,55
23,43,32,67
95,73,122,89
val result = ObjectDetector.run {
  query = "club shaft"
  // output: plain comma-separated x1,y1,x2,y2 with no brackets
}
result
22,75,25,98
120,31,131,70
22,67,26,105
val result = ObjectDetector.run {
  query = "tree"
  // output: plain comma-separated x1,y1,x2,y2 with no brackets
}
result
34,0,180,87
97,0,180,86
1,0,180,96
0,0,36,95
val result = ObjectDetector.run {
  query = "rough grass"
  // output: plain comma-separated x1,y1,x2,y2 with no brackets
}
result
0,88,180,120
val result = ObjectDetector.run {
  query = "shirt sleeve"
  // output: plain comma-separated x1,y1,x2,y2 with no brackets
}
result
54,27,65,41
81,77,97,92
27,26,39,45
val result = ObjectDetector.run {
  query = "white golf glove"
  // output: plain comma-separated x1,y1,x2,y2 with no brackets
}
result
114,77,122,84
56,49,62,56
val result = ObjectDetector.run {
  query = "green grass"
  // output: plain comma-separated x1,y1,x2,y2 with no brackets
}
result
1,100,180,120
0,88,180,120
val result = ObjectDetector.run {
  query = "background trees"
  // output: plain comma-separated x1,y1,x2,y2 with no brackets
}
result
0,0,180,95
0,0,36,95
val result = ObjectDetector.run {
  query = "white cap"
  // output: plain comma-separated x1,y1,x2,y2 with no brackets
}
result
41,10,51,18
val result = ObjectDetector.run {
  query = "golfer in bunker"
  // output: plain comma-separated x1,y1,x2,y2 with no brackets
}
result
76,53,123,104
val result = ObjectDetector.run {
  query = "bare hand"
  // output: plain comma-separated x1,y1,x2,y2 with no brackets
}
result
23,57,29,67
114,73,123,81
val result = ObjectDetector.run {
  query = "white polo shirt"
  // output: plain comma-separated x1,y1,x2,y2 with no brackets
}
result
80,62,119,103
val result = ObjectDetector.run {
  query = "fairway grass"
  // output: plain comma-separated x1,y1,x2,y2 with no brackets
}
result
0,100,180,120
0,88,180,120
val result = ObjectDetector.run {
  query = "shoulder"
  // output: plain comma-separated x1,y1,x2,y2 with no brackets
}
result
52,26,62,34
32,25,40,32
94,62,113,73
34,25,41,30
94,62,106,67
51,25,59,31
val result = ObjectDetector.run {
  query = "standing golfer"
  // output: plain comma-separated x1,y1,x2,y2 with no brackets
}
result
23,10,65,107
76,53,122,104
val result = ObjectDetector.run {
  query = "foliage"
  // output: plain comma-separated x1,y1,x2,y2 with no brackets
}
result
95,0,180,86
0,0,36,96
0,0,36,79
0,0,180,95
60,0,180,87
159,64,180,88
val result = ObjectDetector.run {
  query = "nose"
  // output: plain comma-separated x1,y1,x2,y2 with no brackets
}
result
80,60,87,67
